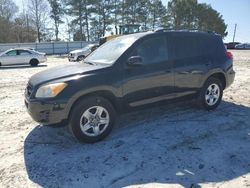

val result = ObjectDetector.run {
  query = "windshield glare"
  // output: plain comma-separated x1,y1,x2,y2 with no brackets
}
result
84,35,138,64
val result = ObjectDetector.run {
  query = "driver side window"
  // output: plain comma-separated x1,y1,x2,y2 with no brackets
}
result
132,36,168,65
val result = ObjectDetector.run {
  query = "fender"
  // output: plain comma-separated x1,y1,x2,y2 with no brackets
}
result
200,68,226,88
64,86,123,119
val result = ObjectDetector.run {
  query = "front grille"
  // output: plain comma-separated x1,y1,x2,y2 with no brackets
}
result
26,84,33,97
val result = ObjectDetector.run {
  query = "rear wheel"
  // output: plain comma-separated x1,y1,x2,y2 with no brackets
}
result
30,59,39,66
198,77,223,110
69,96,116,143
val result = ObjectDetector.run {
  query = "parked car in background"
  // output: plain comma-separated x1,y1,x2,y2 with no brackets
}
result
235,43,250,49
225,42,240,49
25,30,235,143
0,48,47,66
68,43,99,62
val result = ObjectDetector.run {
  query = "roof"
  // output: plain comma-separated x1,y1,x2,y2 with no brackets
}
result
154,28,219,36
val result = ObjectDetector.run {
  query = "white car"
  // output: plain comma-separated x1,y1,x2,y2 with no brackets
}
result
68,44,98,62
235,43,250,49
0,48,47,66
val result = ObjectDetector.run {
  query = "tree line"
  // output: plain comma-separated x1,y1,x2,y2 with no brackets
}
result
0,0,227,43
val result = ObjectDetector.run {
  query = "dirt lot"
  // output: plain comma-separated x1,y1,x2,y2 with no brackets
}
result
0,50,249,188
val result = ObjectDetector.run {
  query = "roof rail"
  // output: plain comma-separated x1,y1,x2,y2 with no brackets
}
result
154,28,217,35
154,28,173,33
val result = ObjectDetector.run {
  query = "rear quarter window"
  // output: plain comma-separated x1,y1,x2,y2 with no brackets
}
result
197,35,225,56
18,50,32,55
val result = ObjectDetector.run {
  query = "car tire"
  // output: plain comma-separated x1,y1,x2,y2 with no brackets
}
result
30,59,39,66
77,55,85,61
197,77,223,110
69,96,116,143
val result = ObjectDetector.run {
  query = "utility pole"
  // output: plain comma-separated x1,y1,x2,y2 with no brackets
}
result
233,24,237,42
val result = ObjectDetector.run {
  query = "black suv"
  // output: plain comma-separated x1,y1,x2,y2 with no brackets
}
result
25,30,235,143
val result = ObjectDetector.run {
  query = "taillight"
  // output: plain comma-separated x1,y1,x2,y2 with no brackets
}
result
226,51,233,59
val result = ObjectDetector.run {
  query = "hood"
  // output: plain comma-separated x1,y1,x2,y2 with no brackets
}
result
29,62,108,86
70,49,89,54
70,49,83,54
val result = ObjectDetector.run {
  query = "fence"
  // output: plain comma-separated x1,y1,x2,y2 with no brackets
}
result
0,41,93,55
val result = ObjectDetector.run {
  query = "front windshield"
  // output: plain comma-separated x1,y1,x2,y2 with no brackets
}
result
82,44,93,50
84,35,139,64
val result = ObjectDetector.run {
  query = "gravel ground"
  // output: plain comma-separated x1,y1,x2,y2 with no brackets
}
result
0,51,249,188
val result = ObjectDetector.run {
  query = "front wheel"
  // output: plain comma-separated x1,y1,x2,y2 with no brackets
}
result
198,77,223,110
69,96,116,143
77,55,85,61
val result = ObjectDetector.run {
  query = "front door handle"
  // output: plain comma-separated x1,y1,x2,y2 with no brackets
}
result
178,71,189,74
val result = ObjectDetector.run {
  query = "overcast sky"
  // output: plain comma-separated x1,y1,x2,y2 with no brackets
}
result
14,0,250,43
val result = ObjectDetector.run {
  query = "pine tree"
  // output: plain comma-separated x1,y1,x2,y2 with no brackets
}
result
49,0,64,41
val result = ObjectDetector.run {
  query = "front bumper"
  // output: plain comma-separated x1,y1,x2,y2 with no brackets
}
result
25,98,68,125
225,66,235,89
68,54,77,62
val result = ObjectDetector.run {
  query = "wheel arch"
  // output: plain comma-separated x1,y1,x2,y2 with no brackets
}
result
203,70,226,90
67,90,121,121
207,72,226,89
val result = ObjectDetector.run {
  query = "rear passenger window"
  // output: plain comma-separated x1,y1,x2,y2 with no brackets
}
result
133,37,168,64
18,50,31,55
173,36,199,58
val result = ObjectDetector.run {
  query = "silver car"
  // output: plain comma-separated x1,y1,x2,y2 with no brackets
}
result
0,48,47,66
68,44,98,62
235,43,250,49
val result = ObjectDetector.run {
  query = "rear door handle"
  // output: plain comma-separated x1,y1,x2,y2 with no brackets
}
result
205,61,212,66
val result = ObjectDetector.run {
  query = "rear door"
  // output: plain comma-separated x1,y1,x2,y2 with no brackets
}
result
122,35,174,107
18,50,32,64
170,33,213,95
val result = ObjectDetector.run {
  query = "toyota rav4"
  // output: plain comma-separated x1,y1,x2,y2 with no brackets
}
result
24,30,235,143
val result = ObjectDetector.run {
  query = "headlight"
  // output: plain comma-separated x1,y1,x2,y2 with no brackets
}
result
35,83,67,98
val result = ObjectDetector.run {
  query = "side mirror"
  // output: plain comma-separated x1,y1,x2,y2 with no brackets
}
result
127,56,143,66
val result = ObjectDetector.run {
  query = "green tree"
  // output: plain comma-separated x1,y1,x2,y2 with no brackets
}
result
65,0,92,41
166,0,227,37
49,0,64,41
122,0,140,25
149,0,167,29
196,3,227,37
91,0,114,37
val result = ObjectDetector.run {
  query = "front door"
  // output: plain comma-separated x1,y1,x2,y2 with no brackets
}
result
122,35,174,107
1,50,19,65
